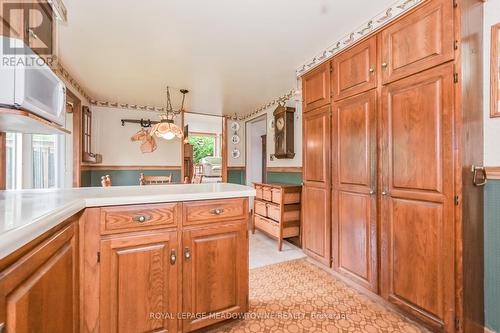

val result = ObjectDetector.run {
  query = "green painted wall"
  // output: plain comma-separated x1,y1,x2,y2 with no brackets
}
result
266,172,303,185
228,169,245,185
82,169,181,187
485,180,500,333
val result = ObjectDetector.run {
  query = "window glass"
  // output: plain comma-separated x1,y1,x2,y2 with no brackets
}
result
31,134,57,189
5,133,19,190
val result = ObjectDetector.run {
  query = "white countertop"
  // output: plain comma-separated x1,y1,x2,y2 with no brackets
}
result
0,183,256,260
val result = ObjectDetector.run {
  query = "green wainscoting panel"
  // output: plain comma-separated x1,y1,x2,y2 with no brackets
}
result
228,169,246,185
485,180,500,333
266,172,303,185
83,169,181,187
81,170,91,187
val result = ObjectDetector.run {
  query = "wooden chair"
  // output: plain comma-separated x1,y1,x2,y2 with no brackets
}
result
139,173,173,185
191,175,203,184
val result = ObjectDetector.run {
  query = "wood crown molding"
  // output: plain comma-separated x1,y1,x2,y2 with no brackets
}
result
485,167,500,180
266,167,303,173
296,0,426,76
81,165,182,171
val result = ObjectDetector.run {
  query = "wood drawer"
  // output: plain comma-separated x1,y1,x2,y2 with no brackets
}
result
254,200,267,217
100,203,179,234
254,215,279,238
272,188,300,204
255,185,263,199
267,203,301,222
183,198,248,226
262,187,272,201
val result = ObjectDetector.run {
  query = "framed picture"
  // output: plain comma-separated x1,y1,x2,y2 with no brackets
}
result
491,23,500,118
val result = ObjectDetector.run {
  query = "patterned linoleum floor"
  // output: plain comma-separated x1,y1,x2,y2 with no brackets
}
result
207,259,427,333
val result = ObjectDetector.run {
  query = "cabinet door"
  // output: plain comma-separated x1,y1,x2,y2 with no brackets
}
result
303,105,331,185
0,223,78,333
302,63,331,112
332,90,377,292
100,231,178,333
182,223,248,332
302,185,331,266
28,1,54,55
380,0,454,84
380,63,454,332
332,36,377,101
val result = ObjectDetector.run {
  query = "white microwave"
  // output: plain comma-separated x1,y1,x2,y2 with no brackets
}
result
0,37,66,126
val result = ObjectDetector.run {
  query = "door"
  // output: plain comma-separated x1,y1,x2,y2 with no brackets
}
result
331,36,377,101
0,223,78,333
182,223,248,332
261,135,267,183
302,105,331,265
380,0,454,84
380,63,455,332
100,230,178,333
302,63,331,112
332,90,377,292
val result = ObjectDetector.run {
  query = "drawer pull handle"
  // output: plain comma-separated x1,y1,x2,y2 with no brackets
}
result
170,249,177,265
210,208,225,215
184,247,191,260
369,67,375,74
133,214,152,223
381,62,388,69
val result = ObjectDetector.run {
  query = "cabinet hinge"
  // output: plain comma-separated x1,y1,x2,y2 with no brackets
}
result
454,73,459,83
97,251,101,263
454,40,459,50
454,195,460,206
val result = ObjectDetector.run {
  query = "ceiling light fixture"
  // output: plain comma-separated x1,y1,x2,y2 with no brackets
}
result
151,87,188,140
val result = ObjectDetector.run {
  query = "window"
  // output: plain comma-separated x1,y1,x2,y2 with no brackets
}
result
5,133,65,190
491,23,500,117
188,135,216,164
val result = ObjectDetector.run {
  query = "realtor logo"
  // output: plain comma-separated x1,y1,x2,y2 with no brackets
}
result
2,1,53,55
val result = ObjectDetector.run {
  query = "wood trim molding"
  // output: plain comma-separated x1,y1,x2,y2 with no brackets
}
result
266,167,303,173
222,117,228,182
81,165,182,171
484,327,497,333
486,167,500,180
227,166,245,171
491,23,500,118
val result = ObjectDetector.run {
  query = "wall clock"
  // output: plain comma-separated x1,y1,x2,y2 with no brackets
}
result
231,135,240,144
273,104,295,159
230,122,240,131
231,149,241,159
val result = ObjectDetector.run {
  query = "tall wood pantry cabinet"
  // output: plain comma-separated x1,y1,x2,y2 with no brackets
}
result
300,0,484,332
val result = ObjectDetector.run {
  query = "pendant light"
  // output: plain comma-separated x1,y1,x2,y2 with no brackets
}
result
151,87,188,140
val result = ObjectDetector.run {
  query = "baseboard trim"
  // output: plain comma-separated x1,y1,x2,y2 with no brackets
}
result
267,166,302,173
81,165,182,171
485,166,500,180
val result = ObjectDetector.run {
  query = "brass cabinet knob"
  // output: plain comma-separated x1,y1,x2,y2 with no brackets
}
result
184,247,191,260
210,208,224,215
369,67,375,73
170,249,177,265
381,62,388,69
133,214,152,223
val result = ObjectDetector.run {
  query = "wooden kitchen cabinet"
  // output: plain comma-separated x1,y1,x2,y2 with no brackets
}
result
380,0,454,84
331,90,377,292
331,36,377,101
0,221,78,333
182,222,248,332
380,63,455,332
100,230,179,333
302,63,331,112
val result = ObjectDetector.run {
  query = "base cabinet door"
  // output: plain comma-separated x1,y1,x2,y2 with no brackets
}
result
332,90,377,291
182,223,248,332
0,223,78,333
381,63,455,332
100,230,179,333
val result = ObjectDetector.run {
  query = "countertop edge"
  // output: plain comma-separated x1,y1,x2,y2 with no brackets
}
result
0,187,256,260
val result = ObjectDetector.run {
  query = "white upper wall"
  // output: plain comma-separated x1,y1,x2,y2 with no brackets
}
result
91,107,182,166
484,0,500,166
184,113,222,134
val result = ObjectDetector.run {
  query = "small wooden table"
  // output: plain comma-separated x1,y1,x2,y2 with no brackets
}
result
252,182,302,251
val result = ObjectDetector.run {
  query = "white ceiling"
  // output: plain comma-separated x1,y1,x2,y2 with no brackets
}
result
58,0,395,116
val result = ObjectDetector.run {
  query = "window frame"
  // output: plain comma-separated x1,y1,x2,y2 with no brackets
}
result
491,23,500,118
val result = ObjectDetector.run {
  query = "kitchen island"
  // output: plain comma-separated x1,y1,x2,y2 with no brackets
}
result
0,183,255,333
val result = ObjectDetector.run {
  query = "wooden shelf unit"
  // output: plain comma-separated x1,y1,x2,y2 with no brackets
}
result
252,182,302,251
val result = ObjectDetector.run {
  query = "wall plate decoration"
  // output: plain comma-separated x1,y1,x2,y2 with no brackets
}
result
231,135,240,144
231,149,241,159
230,122,240,131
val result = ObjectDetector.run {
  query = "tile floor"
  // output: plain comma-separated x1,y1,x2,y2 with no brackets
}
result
249,231,306,269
